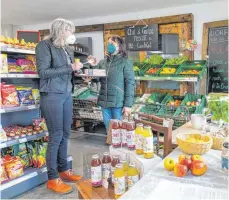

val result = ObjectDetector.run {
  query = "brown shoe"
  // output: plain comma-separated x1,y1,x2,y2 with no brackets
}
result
47,178,73,194
59,170,83,182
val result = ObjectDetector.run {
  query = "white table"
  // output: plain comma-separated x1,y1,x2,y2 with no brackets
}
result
120,148,228,200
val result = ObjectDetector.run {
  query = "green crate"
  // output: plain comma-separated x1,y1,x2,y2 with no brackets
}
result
160,94,184,106
144,64,164,76
146,92,167,104
181,60,207,68
180,93,203,113
139,104,161,115
194,95,207,114
156,105,177,118
157,64,180,77
175,66,207,79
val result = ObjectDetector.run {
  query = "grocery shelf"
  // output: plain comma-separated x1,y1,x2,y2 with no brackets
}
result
0,105,40,114
0,46,35,55
0,131,48,149
0,73,39,78
135,76,198,82
0,156,73,199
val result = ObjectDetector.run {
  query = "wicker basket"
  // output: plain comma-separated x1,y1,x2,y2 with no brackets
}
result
211,136,227,150
176,133,213,155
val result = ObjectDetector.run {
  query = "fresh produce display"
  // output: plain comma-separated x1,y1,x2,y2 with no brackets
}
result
164,154,207,177
179,69,200,75
160,67,176,74
146,68,160,75
207,94,229,123
134,66,140,72
0,35,37,50
185,101,200,107
164,56,188,65
142,54,164,65
167,100,182,106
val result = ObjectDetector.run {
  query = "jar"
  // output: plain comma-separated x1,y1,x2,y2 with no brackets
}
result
143,125,154,159
111,155,120,186
120,159,128,190
102,152,112,181
126,121,136,150
91,154,102,187
135,123,144,155
114,163,126,199
120,120,128,147
111,120,121,148
221,141,229,173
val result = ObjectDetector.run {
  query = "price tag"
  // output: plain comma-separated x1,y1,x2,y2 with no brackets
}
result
163,119,170,127
0,143,7,148
41,167,47,173
28,105,36,109
0,109,5,113
19,138,27,143
17,74,24,78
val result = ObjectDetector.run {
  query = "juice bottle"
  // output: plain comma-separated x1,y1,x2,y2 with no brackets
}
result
120,159,129,190
111,120,121,148
91,154,102,187
111,155,120,185
127,163,139,189
102,152,112,182
135,123,144,155
120,120,128,147
114,163,126,199
143,125,154,159
126,121,136,150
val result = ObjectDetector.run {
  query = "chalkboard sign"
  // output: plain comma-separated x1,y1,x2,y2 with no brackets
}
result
124,24,158,51
208,26,228,93
17,31,40,43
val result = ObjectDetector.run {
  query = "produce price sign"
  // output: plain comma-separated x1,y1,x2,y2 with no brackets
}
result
208,27,228,93
124,24,158,51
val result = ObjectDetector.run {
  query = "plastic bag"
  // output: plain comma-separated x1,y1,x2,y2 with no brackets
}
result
16,87,35,105
1,84,20,107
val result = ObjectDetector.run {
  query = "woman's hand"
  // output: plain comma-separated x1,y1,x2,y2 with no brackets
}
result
88,55,97,66
122,107,132,115
72,62,83,71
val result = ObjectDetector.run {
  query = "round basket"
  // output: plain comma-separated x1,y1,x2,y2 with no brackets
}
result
211,136,227,150
176,133,213,155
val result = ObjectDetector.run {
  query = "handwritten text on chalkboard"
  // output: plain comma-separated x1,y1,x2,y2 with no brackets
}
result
124,24,158,51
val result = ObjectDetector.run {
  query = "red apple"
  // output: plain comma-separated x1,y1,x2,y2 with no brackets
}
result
174,164,188,177
191,160,207,176
178,154,189,163
179,158,192,170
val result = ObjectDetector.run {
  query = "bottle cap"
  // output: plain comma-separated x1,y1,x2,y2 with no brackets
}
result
129,163,136,168
116,163,123,169
103,152,110,156
144,125,151,129
92,154,99,159
112,155,120,159
136,123,143,127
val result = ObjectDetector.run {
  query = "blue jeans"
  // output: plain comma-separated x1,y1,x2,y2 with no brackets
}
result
101,107,122,134
40,92,72,180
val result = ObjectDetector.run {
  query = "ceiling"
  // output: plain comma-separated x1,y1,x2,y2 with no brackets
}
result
1,0,220,25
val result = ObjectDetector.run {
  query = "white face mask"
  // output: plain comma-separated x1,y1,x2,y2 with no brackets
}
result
66,34,76,45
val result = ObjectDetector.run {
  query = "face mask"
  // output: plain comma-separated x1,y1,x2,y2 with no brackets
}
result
107,43,117,54
66,34,76,45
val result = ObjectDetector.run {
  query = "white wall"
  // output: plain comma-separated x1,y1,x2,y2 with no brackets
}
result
75,31,104,60
13,0,228,59
1,24,13,38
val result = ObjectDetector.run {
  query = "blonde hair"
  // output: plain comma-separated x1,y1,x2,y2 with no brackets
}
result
45,18,75,48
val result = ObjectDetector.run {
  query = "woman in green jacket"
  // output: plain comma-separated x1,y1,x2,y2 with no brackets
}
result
88,35,135,134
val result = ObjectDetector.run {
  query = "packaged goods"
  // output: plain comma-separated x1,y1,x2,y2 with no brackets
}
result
135,123,144,155
114,163,126,199
102,152,111,181
16,87,35,105
0,165,8,183
111,120,121,148
0,125,7,142
1,84,19,106
35,142,47,168
143,126,154,159
91,154,102,187
13,143,32,168
126,121,135,150
25,55,36,65
0,54,8,73
16,59,37,74
7,58,22,73
5,157,24,179
111,155,120,185
32,89,40,104
127,163,139,189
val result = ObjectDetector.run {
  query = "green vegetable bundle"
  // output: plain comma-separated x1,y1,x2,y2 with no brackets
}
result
143,54,164,65
165,56,188,65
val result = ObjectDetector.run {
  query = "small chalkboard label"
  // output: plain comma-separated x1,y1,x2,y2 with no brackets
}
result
124,24,158,51
208,26,228,93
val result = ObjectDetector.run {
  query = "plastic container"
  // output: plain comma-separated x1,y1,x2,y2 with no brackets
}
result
91,154,102,187
126,121,136,150
143,126,154,159
102,152,112,181
135,123,144,155
114,163,126,199
111,120,121,148
127,163,139,189
111,155,120,185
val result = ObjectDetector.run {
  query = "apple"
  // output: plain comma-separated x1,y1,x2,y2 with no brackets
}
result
164,158,176,171
186,102,191,106
191,160,207,176
179,158,192,170
174,164,188,177
178,154,189,163
191,155,203,162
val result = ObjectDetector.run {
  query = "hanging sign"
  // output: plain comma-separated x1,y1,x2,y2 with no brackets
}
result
124,24,158,51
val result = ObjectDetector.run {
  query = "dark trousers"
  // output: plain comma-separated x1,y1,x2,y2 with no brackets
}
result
40,92,72,180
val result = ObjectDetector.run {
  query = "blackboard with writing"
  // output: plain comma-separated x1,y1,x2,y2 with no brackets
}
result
208,26,228,93
124,24,158,51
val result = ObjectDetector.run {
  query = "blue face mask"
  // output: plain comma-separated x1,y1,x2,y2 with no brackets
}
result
107,43,116,54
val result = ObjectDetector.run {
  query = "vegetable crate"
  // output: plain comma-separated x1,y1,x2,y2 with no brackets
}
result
175,66,207,79
157,64,180,77
180,93,203,113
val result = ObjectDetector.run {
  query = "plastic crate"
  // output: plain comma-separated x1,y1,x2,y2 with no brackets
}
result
161,94,184,106
181,60,207,68
156,105,178,118
180,93,203,113
139,104,161,115
157,64,180,77
175,66,207,79
72,99,97,109
146,92,167,104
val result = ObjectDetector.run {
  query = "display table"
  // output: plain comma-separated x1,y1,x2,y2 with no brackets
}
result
120,148,228,200
109,146,162,177
76,179,114,199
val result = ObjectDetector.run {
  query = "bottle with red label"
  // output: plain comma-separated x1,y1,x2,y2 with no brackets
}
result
111,120,121,148
120,120,128,147
91,154,102,187
111,155,120,186
126,121,136,150
102,152,112,182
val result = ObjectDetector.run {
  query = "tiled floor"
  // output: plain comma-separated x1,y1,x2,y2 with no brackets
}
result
18,132,109,199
